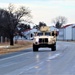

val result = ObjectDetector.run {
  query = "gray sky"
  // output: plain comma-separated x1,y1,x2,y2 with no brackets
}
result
0,0,75,26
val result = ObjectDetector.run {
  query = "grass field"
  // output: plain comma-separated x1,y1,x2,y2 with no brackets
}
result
0,40,33,55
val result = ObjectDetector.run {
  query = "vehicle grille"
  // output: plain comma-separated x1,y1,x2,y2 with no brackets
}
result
39,38,48,44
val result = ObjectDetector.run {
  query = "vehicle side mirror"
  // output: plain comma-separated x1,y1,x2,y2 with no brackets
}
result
52,31,58,37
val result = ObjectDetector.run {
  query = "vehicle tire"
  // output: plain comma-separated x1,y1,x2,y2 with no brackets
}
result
51,43,56,51
33,44,38,52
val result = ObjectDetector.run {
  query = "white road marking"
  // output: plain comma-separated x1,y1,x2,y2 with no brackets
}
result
5,61,44,75
0,48,32,61
7,53,61,75
48,53,61,60
18,61,44,75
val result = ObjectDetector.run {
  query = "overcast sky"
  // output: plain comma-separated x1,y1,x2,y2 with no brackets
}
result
0,0,75,26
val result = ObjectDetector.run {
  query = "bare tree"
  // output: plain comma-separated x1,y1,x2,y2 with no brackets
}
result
33,22,47,30
0,4,31,45
52,16,67,29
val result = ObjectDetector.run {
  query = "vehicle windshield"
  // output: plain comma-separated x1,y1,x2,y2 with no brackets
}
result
37,32,51,36
45,32,51,36
37,32,43,36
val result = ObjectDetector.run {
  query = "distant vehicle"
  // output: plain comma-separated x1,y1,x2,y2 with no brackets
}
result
33,26,58,52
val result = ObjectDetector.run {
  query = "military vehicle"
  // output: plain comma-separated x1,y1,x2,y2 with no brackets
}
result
33,26,57,52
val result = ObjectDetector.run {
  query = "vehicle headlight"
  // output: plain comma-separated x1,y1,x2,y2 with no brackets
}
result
49,38,55,42
34,38,39,42
36,38,39,42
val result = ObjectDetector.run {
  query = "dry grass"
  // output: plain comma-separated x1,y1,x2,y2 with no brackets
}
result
0,40,33,55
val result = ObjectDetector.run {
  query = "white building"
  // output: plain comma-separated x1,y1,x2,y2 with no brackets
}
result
72,26,75,40
57,28,64,40
22,28,38,40
57,24,74,41
50,26,59,31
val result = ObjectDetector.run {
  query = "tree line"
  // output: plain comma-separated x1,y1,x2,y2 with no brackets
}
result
33,16,67,29
0,3,67,46
0,4,31,45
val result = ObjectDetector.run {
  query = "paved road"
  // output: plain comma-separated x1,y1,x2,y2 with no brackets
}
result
0,41,75,75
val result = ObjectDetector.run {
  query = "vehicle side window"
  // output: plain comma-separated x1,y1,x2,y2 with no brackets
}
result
37,32,43,36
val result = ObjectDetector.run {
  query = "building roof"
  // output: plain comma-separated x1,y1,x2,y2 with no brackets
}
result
61,24,73,28
50,26,59,31
72,26,75,28
24,29,32,32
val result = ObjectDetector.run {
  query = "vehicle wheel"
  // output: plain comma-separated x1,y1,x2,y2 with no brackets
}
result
51,43,56,51
51,46,56,51
33,44,38,52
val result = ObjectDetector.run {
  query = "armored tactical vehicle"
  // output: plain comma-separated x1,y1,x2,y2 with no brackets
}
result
33,26,57,52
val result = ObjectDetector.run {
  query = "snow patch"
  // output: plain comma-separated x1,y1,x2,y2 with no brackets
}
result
0,46,10,48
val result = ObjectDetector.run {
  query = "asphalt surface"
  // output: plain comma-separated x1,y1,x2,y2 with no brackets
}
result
0,41,75,75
